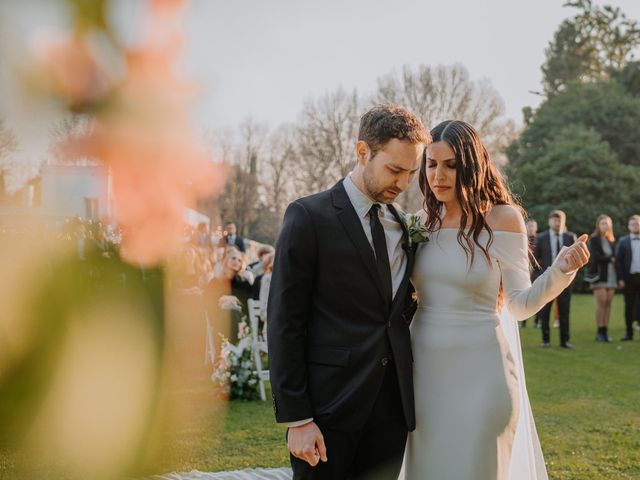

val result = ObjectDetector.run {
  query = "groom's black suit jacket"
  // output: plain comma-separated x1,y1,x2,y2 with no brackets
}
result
267,180,417,432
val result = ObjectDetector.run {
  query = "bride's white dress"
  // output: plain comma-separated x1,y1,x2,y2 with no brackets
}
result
402,229,574,480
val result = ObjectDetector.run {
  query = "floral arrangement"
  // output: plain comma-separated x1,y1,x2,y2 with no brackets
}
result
403,213,430,246
211,320,261,401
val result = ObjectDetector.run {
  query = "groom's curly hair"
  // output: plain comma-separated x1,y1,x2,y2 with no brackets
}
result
358,104,431,157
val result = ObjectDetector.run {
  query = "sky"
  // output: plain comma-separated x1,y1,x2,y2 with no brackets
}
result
1,0,640,155
179,0,640,130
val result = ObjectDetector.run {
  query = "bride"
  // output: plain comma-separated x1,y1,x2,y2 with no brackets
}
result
401,120,589,480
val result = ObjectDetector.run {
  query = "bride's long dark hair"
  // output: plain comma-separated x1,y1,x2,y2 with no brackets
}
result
419,120,523,266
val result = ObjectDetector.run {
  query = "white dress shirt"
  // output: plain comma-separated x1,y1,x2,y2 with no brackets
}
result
342,174,407,298
630,234,640,274
549,230,563,260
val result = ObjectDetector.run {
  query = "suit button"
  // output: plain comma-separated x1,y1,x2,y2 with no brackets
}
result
381,357,389,366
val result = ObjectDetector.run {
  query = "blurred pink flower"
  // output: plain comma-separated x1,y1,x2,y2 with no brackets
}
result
32,33,111,110
57,0,228,265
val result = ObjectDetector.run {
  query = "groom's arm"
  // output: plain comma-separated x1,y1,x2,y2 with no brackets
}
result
267,201,317,423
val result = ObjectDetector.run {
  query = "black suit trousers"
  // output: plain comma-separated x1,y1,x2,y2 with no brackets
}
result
623,274,640,337
539,285,572,345
290,361,407,480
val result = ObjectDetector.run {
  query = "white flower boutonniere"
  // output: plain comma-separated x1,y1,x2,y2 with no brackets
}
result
402,213,429,247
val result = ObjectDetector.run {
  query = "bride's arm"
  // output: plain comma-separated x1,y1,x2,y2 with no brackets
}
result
490,206,589,320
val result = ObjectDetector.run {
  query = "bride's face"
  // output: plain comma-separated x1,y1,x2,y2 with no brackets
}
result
425,141,457,204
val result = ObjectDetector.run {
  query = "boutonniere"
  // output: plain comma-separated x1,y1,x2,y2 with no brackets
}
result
402,213,429,247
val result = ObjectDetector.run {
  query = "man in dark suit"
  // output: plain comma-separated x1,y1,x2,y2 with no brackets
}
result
268,104,430,479
223,221,245,252
534,210,577,348
615,214,640,341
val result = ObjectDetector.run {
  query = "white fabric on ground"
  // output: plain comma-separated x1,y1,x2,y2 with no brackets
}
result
150,468,292,480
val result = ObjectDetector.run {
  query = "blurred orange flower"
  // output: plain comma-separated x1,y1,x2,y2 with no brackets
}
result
53,0,227,265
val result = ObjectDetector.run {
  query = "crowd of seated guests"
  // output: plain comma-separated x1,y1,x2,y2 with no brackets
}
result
172,221,274,350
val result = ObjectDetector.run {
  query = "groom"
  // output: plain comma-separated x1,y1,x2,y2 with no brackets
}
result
267,104,431,479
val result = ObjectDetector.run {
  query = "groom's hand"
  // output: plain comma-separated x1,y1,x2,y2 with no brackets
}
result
554,234,590,274
288,421,328,467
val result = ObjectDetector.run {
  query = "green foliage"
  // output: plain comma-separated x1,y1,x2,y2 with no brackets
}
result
509,124,640,235
542,0,640,94
63,0,111,33
611,60,640,97
211,323,262,401
1,297,639,478
508,80,640,168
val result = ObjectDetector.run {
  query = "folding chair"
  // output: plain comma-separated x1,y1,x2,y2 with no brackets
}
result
247,299,270,400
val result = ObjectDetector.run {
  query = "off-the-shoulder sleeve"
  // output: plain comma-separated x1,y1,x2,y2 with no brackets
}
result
493,232,575,321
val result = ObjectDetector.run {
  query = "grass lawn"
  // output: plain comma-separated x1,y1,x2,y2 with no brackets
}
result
2,294,639,479
155,294,640,480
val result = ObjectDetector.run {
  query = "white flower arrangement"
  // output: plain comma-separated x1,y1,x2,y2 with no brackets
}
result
402,213,430,246
211,318,261,401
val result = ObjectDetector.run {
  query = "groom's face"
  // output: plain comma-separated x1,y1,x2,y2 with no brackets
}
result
360,138,423,204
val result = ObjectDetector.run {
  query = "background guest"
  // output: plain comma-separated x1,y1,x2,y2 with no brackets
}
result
534,210,577,348
521,219,540,328
194,222,213,250
587,215,617,342
249,245,276,298
222,221,246,252
615,214,640,341
258,251,274,338
202,246,254,344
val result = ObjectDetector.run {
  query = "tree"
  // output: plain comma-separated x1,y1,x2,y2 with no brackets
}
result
0,118,17,161
294,88,360,197
542,0,640,95
507,80,640,169
251,124,297,242
374,63,515,211
49,115,97,165
218,118,266,236
611,60,640,97
508,124,640,236
0,118,19,200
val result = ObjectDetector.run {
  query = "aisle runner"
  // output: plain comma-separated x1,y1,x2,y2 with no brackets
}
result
152,468,292,480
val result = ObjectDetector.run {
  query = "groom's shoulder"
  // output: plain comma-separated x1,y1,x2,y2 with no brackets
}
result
291,184,337,212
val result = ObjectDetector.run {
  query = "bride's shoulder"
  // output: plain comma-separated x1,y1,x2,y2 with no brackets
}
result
486,204,526,235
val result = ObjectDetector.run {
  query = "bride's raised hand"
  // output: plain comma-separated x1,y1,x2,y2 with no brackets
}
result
554,234,590,274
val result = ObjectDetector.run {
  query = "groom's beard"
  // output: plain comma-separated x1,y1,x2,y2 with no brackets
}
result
363,171,401,204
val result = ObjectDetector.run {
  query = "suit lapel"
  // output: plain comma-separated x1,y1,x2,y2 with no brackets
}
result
332,181,388,301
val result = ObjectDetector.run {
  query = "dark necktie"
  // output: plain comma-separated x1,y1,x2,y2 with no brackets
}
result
555,234,561,259
369,204,392,303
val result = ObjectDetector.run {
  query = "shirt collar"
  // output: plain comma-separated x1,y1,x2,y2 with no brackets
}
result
343,174,380,220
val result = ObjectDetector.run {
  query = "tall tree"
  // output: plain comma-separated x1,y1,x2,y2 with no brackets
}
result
507,80,640,169
218,118,266,236
374,63,514,211
0,118,19,200
294,88,360,197
261,125,296,222
49,115,98,165
508,124,640,235
611,60,640,97
542,0,640,95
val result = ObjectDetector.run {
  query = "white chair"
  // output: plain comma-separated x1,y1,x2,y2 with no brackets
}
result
247,299,270,401
204,310,216,366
